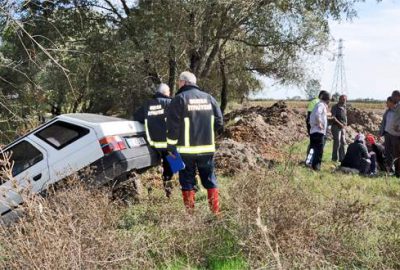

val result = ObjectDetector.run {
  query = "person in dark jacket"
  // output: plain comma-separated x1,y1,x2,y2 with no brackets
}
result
167,71,224,214
341,134,375,175
134,83,173,197
365,134,386,172
331,95,347,162
379,96,399,172
390,90,400,177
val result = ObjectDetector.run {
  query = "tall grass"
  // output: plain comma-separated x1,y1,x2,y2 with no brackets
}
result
0,141,399,269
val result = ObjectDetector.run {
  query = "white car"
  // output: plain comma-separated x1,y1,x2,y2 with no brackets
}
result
0,113,158,218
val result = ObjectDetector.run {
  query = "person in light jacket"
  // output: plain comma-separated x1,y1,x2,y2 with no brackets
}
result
309,92,331,171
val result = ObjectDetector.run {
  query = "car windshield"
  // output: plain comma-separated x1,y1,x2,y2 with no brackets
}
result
0,141,43,180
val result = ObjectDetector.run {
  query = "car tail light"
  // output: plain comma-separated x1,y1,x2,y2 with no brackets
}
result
99,136,127,155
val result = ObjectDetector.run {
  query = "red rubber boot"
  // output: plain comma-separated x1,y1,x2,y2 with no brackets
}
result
207,188,220,215
182,190,195,214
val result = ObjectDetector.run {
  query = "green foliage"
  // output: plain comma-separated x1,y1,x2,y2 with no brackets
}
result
304,79,321,99
1,0,365,136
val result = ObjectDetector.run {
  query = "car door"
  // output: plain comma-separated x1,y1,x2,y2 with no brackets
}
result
0,139,50,216
32,120,102,183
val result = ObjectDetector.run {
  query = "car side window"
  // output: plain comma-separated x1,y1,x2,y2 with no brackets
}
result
2,141,44,178
35,121,89,149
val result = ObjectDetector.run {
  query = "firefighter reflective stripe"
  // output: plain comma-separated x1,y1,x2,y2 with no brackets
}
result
152,141,167,148
184,117,190,147
144,119,154,146
177,145,216,154
211,115,215,145
167,138,178,145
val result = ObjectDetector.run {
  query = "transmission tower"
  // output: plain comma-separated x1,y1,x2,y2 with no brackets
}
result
331,39,348,97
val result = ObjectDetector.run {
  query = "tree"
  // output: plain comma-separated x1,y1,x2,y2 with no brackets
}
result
304,79,321,100
0,0,366,124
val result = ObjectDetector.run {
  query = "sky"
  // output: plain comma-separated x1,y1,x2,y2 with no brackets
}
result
254,0,400,100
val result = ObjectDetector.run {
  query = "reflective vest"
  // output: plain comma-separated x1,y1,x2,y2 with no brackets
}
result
307,98,320,112
134,92,171,149
167,85,223,154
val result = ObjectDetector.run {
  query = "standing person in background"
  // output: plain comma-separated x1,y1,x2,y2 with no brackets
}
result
379,96,399,172
309,92,331,171
306,91,329,135
134,83,174,197
331,95,347,162
390,90,400,177
167,71,224,214
305,90,328,160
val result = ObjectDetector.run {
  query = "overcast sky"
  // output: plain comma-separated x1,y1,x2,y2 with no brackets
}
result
255,0,400,100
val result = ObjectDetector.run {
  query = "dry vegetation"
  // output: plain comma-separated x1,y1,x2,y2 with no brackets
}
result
1,144,400,269
0,101,399,269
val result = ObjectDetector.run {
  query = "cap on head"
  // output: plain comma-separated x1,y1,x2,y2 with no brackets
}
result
365,134,375,145
179,71,197,85
156,83,170,96
355,133,365,143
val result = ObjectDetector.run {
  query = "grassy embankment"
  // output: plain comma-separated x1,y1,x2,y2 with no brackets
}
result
1,140,400,269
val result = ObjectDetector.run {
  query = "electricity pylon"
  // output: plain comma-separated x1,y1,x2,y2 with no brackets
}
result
331,39,348,97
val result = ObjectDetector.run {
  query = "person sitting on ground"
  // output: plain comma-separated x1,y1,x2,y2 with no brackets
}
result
365,134,386,172
341,134,376,175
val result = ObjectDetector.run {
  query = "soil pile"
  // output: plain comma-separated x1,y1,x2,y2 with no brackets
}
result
345,106,382,141
215,101,384,176
215,101,307,175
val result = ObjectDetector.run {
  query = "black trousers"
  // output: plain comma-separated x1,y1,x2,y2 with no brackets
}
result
159,150,173,181
310,133,325,170
179,154,217,191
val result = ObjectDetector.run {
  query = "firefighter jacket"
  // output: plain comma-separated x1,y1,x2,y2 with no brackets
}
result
133,92,171,149
166,85,223,155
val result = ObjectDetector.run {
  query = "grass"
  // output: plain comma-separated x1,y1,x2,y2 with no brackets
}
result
1,139,400,269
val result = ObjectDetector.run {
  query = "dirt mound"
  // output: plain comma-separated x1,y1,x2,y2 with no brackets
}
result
216,102,307,175
216,101,383,176
345,106,382,141
215,139,273,176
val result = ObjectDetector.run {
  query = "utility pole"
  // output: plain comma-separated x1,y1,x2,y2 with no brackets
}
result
331,39,348,99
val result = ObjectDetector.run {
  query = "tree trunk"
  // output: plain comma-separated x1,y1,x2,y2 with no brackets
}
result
168,42,176,95
219,53,228,114
200,40,220,79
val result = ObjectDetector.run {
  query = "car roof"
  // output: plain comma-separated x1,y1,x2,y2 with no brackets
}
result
1,113,140,151
60,113,127,123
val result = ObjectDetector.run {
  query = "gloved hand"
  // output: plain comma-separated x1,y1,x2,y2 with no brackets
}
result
167,144,177,155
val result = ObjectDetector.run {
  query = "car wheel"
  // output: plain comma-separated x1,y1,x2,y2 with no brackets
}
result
111,172,142,204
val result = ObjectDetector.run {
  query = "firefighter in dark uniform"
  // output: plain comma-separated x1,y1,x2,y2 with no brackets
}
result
167,71,224,214
134,83,173,197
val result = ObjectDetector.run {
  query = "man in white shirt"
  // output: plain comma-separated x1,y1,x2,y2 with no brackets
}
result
309,92,331,171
